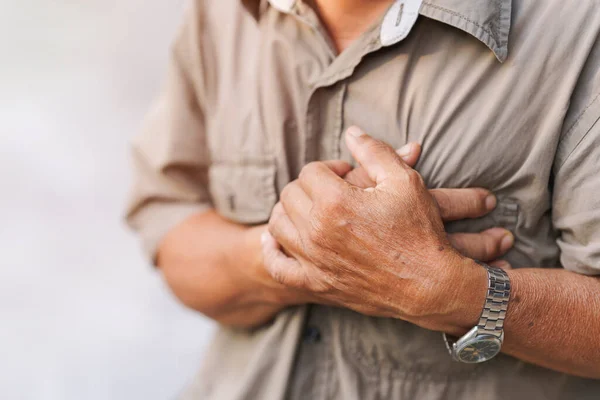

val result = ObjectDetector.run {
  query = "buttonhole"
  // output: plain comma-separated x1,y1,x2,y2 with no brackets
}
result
395,3,404,26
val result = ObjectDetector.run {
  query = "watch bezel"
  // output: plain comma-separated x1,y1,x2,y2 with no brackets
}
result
455,332,502,363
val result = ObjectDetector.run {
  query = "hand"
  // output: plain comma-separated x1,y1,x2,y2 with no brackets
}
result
263,126,501,330
345,142,514,264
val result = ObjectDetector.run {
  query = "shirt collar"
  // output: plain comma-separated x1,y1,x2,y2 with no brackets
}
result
241,0,512,62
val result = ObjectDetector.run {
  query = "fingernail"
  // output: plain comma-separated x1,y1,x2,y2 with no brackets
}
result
500,232,514,252
485,195,497,211
346,126,365,138
397,143,413,158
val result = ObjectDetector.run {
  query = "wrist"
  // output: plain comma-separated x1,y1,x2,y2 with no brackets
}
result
239,224,275,289
241,225,310,307
429,254,489,335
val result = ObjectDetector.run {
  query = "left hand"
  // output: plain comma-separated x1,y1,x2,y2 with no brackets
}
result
263,126,486,331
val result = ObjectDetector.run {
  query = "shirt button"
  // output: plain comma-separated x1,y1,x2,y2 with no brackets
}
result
303,326,321,343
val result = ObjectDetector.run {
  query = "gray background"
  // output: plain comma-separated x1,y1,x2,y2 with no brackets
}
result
0,1,215,399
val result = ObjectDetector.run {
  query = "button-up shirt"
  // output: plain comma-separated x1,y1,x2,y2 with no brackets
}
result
125,0,600,398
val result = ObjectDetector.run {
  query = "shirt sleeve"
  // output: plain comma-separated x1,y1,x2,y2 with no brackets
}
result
552,42,600,276
124,2,212,261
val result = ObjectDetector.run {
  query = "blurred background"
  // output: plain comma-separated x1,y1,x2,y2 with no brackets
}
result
0,1,215,399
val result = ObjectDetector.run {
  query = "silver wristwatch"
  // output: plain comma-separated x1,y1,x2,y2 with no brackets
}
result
443,261,511,363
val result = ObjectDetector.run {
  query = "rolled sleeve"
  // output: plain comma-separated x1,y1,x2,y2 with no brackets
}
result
125,2,212,261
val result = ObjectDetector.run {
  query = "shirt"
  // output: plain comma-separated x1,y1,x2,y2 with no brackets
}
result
125,0,600,398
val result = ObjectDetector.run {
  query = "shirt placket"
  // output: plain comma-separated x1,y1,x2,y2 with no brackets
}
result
285,305,332,400
288,2,386,164
287,2,338,164
269,2,424,399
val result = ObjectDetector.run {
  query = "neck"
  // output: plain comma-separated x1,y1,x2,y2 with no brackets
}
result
311,0,395,53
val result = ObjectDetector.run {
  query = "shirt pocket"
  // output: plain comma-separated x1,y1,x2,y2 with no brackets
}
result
208,162,278,224
444,198,520,236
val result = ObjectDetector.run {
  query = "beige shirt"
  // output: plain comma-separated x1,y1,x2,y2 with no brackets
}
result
125,0,600,398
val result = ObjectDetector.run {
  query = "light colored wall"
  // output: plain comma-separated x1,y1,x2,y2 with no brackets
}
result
0,1,215,399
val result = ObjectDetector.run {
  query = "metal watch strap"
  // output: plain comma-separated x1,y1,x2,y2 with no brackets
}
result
475,261,511,338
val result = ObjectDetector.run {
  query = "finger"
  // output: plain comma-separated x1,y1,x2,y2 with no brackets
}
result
261,231,307,288
298,161,351,199
344,142,422,189
280,180,313,233
321,160,353,177
268,203,304,256
343,167,374,188
396,142,422,168
489,259,513,270
448,228,515,261
430,188,497,222
345,126,410,185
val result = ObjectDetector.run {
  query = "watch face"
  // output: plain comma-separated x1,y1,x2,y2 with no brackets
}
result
457,337,501,363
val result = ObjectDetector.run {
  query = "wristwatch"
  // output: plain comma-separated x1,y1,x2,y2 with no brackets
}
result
443,261,511,363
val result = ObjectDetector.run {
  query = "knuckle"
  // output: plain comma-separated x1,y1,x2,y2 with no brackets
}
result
319,187,345,214
279,184,292,204
269,202,284,224
304,272,332,295
269,266,288,286
468,190,487,213
405,169,425,187
461,189,491,217
266,260,304,289
280,180,301,206
365,140,388,154
299,161,320,181
432,190,452,218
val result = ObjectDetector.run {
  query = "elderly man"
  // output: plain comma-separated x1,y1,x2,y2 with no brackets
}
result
126,0,600,398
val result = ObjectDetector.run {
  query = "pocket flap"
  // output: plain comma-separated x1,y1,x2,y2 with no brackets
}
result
209,163,277,224
445,199,520,234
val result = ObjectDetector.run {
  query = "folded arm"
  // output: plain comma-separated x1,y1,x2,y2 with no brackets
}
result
148,146,511,329
126,5,514,330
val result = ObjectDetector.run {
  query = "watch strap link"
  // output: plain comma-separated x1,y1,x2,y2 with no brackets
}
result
476,261,511,338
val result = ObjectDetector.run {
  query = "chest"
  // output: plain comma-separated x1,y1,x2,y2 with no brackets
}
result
209,16,573,190
203,10,581,267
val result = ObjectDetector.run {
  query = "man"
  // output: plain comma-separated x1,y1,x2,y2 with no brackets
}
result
126,0,600,398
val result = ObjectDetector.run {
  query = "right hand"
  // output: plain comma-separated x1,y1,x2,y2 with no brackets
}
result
344,142,513,267
257,142,513,308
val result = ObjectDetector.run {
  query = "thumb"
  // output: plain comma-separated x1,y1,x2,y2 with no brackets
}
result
345,126,409,185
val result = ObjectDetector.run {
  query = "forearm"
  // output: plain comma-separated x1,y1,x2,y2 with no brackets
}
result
447,266,600,379
157,210,303,328
503,269,600,378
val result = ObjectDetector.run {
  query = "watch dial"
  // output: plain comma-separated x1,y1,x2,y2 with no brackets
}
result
457,338,501,363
